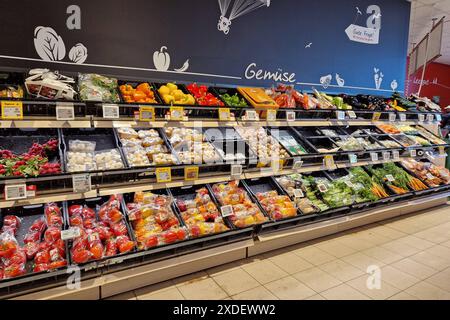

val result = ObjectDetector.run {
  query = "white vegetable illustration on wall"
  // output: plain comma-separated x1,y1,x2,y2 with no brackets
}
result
374,68,384,90
69,43,88,64
335,74,345,87
34,26,66,61
34,26,88,64
320,74,332,89
390,80,398,91
152,46,190,73
217,0,270,35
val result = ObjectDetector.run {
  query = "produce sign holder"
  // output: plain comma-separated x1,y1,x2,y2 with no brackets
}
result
63,196,136,270
0,202,69,284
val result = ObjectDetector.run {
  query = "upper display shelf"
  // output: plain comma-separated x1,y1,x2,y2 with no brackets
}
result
0,70,444,128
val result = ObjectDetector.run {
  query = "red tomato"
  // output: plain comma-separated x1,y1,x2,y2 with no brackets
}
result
111,222,127,237
33,263,49,273
68,204,83,216
83,218,96,229
48,260,67,269
104,239,117,257
52,239,66,258
162,230,178,244
1,225,17,235
144,236,158,248
4,249,26,267
23,231,41,244
24,242,40,260
0,238,18,258
3,263,26,278
70,214,83,227
81,207,96,219
44,227,61,243
95,226,113,241
71,248,91,264
176,228,187,240
72,236,88,251
35,250,51,264
3,215,21,228
190,225,201,238
30,218,45,232
39,241,51,252
89,243,104,260
116,235,134,253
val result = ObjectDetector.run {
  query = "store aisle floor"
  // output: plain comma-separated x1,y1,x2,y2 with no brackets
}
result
107,204,450,300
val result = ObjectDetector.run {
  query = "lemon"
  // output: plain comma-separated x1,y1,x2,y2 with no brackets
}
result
159,85,170,96
167,83,177,92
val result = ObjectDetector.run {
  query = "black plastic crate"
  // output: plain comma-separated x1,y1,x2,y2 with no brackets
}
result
267,127,313,157
117,80,163,117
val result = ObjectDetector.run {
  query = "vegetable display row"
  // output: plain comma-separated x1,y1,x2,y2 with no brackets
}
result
1,159,449,283
0,69,443,112
0,124,446,179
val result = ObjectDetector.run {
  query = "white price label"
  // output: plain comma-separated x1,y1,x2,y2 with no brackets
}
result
426,173,435,180
4,184,27,200
435,114,442,122
231,164,243,177
409,149,417,157
389,113,396,122
370,152,379,162
344,180,354,188
72,173,92,193
286,111,296,122
336,111,345,121
392,150,400,161
418,114,425,122
220,205,234,217
293,189,304,198
318,184,328,193
382,151,391,161
102,104,120,119
293,159,304,171
61,227,81,240
399,113,407,122
245,110,257,121
426,114,434,122
348,154,357,164
56,103,75,121
347,110,357,119
385,174,395,182
266,109,277,121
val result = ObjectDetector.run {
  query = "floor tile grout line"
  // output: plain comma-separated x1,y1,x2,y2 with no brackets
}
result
208,276,232,300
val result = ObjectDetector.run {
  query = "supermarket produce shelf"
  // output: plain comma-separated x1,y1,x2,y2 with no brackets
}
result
5,190,448,300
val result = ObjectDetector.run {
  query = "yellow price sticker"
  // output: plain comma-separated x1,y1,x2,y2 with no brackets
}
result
139,106,155,121
372,112,382,122
155,167,172,183
324,155,335,169
1,101,23,120
218,108,231,121
170,106,184,121
271,159,284,172
184,166,199,181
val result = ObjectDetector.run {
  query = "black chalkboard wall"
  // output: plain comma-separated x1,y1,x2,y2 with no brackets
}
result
0,0,410,96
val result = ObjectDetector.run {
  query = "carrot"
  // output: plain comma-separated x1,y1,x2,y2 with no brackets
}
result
389,184,408,194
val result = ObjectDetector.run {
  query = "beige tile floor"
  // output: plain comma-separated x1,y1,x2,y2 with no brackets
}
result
107,204,450,300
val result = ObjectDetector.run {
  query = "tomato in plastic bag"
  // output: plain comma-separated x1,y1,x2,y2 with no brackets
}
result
72,247,91,264
44,227,61,243
35,250,51,264
116,235,134,253
24,242,40,260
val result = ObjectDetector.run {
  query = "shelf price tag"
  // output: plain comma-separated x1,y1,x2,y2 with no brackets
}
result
293,159,304,171
344,180,354,188
370,152,379,162
409,149,417,157
347,110,357,119
418,114,425,122
317,184,328,193
1,101,23,120
385,174,395,182
435,114,442,122
72,173,92,193
426,114,434,122
439,146,445,156
348,154,357,164
102,104,119,119
155,167,172,183
61,227,81,241
56,102,75,121
245,110,257,121
293,189,304,198
323,155,335,170
170,106,184,121
139,106,155,121
184,166,199,181
218,108,231,121
266,109,277,121
4,184,27,200
372,112,381,122
286,111,296,122
231,164,243,177
336,111,346,121
271,159,284,172
426,173,436,180
399,113,407,122
389,113,396,122
220,205,234,217
392,150,400,161
382,151,391,161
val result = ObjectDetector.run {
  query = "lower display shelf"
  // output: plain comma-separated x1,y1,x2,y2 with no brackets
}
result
5,190,448,300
